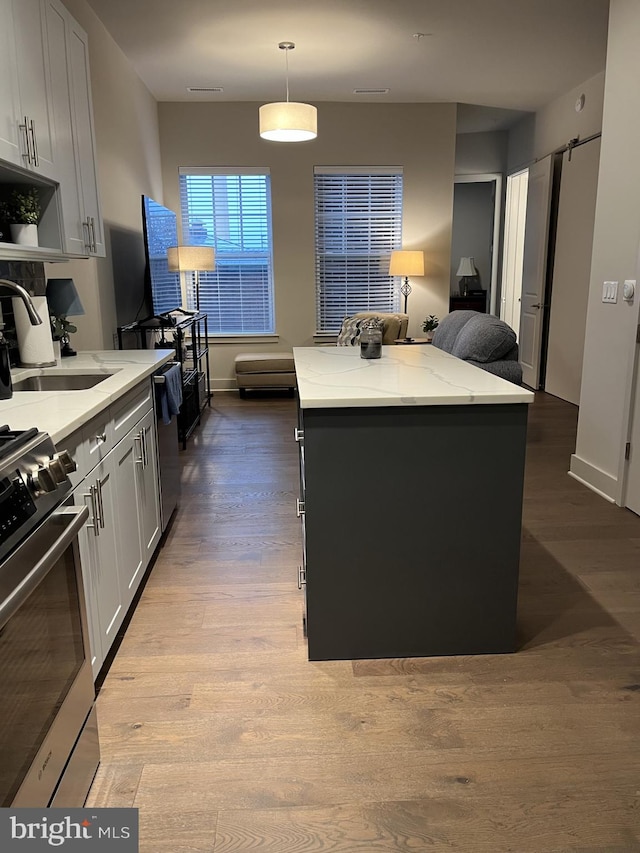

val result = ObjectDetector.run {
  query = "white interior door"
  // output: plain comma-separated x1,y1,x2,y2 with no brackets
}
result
519,156,553,389
500,169,528,334
545,139,601,405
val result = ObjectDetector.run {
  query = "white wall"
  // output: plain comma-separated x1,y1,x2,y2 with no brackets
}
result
571,0,640,502
158,102,457,388
507,72,605,172
455,131,507,176
44,0,163,350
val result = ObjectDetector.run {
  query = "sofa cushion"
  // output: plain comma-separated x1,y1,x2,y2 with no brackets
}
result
451,314,517,363
431,310,477,353
234,352,295,374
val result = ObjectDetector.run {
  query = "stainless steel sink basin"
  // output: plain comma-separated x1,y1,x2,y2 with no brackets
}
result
12,373,114,391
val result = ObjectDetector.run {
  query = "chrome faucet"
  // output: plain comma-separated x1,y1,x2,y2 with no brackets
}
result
0,279,43,325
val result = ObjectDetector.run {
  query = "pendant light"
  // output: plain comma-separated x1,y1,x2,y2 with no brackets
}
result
259,42,317,142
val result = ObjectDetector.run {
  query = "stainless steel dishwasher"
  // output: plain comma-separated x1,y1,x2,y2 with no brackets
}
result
153,364,181,531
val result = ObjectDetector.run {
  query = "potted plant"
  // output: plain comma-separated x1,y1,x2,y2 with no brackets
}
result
0,187,41,247
422,314,439,341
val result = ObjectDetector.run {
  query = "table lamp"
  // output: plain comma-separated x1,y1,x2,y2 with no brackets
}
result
389,250,425,313
456,257,478,296
46,278,85,357
167,245,215,311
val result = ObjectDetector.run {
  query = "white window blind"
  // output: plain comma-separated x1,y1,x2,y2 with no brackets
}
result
178,167,275,334
314,166,403,333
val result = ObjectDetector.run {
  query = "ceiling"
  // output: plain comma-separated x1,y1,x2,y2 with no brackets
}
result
86,0,609,130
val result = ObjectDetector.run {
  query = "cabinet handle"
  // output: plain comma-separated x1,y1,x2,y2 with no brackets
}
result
95,432,107,444
298,566,306,589
89,216,96,252
83,218,91,251
294,428,304,442
95,477,105,529
296,498,305,517
29,118,39,167
83,485,100,537
143,427,149,468
134,433,144,466
19,117,32,164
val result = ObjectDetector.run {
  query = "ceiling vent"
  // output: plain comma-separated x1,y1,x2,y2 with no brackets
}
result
353,88,390,95
187,87,224,93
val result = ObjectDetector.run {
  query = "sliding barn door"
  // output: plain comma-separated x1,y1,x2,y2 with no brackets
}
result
545,139,601,405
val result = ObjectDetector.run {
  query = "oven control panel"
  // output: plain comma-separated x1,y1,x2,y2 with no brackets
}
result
0,473,37,546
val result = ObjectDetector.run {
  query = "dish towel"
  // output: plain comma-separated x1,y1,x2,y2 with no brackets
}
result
160,363,183,425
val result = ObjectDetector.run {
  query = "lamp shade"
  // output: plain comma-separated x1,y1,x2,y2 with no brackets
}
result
456,257,477,277
46,278,85,317
389,250,425,277
259,102,317,142
167,245,215,272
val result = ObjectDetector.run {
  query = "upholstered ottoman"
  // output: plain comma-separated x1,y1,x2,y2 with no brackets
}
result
234,352,297,397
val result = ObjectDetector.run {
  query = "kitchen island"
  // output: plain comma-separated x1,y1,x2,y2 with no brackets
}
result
293,345,534,660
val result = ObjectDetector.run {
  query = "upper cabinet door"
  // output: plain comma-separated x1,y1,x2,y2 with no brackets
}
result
43,0,86,255
0,0,22,166
68,20,104,257
41,0,105,257
10,0,58,180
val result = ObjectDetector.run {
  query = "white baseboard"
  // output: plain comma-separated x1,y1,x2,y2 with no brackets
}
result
569,454,617,503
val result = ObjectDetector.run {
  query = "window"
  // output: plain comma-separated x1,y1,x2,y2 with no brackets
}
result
314,166,403,333
178,167,275,334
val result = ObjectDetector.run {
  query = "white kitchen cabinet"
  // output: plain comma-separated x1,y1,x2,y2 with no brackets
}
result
65,380,162,679
42,0,104,257
76,457,122,679
136,408,162,567
112,425,144,613
0,0,57,179
113,408,161,612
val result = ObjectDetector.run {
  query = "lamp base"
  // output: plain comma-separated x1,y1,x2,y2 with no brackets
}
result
61,339,77,357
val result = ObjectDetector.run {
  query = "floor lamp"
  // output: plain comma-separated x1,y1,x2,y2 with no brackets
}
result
167,246,215,311
389,250,425,314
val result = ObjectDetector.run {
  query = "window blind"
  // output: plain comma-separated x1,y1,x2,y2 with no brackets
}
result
178,168,275,334
314,167,403,333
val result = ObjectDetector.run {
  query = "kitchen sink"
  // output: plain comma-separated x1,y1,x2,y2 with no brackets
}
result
12,373,115,392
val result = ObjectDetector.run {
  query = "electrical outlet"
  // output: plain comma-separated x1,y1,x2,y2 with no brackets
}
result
602,281,618,303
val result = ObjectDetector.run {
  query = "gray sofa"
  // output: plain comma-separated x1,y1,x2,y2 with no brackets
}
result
431,310,522,385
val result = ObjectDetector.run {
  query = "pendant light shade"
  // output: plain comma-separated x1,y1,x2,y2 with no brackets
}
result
260,42,317,142
259,102,317,142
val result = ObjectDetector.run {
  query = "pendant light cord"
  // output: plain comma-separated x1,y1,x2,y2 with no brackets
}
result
284,47,290,103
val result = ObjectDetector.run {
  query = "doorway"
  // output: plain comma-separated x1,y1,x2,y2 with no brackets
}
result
451,174,502,315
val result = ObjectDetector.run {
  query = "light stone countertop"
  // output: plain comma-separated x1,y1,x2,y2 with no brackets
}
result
293,345,535,408
0,350,175,442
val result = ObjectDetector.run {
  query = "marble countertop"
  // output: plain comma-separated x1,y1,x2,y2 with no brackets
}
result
0,350,175,442
293,345,535,408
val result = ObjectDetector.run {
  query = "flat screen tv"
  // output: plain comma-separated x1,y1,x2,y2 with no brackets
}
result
141,195,182,317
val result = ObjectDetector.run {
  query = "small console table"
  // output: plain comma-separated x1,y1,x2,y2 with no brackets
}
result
117,311,211,447
449,294,487,313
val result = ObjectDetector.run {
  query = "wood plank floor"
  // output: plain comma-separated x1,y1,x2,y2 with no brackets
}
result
87,391,640,853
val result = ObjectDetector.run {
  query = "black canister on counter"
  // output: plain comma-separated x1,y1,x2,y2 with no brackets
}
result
360,319,383,359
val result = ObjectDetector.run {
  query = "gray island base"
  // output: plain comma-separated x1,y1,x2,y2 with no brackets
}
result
293,345,534,661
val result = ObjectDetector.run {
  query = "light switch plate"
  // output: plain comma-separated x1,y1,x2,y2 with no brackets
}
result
602,281,618,303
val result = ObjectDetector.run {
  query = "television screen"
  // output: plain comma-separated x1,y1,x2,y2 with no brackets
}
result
141,195,182,317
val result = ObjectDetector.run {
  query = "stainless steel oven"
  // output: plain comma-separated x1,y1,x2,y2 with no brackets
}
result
0,426,99,807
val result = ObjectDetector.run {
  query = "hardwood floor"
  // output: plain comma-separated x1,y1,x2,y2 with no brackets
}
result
87,391,640,852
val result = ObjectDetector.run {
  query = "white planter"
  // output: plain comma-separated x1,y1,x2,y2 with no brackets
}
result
10,223,38,247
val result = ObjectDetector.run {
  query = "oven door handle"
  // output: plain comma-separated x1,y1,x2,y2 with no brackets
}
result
0,505,89,629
